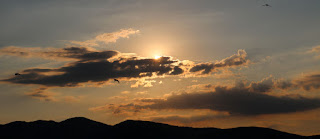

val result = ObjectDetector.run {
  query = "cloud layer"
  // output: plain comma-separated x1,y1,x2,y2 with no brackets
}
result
1,55,179,87
1,45,249,88
137,86,320,115
190,49,248,74
98,78,320,116
0,46,119,61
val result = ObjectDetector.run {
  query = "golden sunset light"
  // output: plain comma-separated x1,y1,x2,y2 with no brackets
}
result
1,1,320,138
154,55,162,59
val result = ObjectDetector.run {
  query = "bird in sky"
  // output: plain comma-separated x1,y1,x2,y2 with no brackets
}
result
114,78,120,83
15,73,21,76
262,4,272,7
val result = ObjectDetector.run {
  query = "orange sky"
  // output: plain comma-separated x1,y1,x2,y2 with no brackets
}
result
1,0,320,136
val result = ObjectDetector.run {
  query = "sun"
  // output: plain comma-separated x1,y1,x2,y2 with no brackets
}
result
154,55,162,59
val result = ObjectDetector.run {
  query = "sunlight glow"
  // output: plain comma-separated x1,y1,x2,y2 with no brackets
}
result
154,55,162,59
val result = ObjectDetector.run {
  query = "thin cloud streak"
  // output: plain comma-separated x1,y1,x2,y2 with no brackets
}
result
68,28,140,47
25,88,57,102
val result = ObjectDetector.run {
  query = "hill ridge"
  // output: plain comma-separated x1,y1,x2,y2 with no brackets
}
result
0,117,313,138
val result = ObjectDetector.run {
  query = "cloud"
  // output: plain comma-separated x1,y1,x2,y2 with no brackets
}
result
135,86,320,115
189,49,249,74
249,76,274,93
170,66,184,75
101,77,320,116
130,78,157,88
274,73,320,91
0,46,119,61
25,87,84,102
217,49,248,67
25,88,57,102
0,28,138,59
307,45,320,59
0,46,250,89
121,91,131,94
150,112,229,124
240,73,320,92
1,54,181,87
274,79,293,90
308,45,320,53
293,73,320,90
62,96,83,103
189,63,214,74
235,73,320,92
68,28,140,47
89,103,140,116
186,83,215,92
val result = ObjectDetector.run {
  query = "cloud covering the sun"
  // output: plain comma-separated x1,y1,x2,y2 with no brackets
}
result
1,28,319,113
0,45,250,89
3,41,319,94
0,55,178,87
0,28,249,89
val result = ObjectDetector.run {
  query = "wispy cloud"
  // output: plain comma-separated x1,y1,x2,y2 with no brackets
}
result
25,87,84,102
68,28,140,47
308,45,320,53
25,88,57,102
150,112,229,124
306,45,320,59
131,78,156,88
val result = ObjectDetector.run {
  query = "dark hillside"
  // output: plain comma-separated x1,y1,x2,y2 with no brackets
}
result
0,117,310,139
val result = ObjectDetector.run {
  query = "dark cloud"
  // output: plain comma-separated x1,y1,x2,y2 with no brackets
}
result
170,66,184,75
293,73,320,90
0,46,119,61
135,86,320,115
22,68,56,73
244,73,320,92
1,56,181,87
274,80,293,90
60,47,119,61
249,76,274,93
89,74,320,116
273,73,320,91
189,63,214,74
189,49,248,74
1,47,252,87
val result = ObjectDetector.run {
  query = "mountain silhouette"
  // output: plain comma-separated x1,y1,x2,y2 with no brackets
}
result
0,117,317,139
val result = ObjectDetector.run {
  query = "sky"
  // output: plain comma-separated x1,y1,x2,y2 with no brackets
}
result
1,0,320,136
